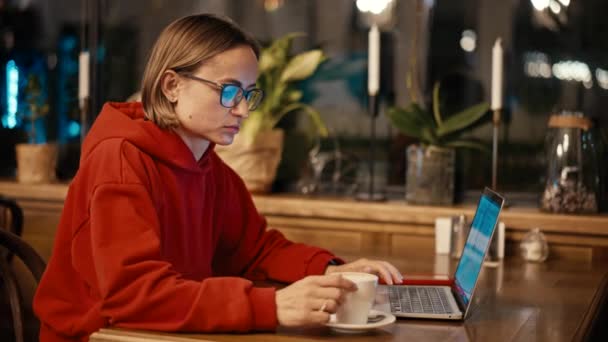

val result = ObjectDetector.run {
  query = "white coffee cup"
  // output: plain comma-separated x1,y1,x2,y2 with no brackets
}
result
335,272,378,324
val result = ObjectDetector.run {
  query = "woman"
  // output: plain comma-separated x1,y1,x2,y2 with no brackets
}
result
34,13,402,341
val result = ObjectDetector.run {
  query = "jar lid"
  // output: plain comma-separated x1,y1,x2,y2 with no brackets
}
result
548,115,593,130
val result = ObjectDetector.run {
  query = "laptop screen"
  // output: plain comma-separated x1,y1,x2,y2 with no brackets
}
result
453,192,502,306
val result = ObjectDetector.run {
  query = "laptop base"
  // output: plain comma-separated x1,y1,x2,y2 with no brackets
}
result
375,285,464,320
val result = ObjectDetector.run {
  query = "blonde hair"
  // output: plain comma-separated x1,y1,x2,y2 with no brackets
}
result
141,14,259,129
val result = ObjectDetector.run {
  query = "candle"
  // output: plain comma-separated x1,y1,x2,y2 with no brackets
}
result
491,38,503,110
79,51,90,106
368,25,380,96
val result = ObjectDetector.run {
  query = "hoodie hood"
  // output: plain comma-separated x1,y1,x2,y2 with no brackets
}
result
82,102,214,172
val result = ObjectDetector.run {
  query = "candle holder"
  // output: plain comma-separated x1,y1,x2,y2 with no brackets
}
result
356,24,386,202
492,108,501,191
356,94,386,202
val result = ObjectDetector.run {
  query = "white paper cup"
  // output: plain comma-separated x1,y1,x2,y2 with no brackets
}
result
335,272,378,324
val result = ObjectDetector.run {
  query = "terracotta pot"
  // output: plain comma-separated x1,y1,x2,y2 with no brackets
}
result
215,129,284,193
15,143,58,184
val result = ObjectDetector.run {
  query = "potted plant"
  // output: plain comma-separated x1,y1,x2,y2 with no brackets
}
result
387,82,489,205
15,74,57,184
216,33,328,193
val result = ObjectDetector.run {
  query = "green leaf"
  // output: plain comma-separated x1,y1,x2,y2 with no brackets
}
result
411,102,436,130
258,50,278,73
387,105,436,143
298,105,328,137
280,50,324,83
444,139,490,153
268,103,328,137
436,102,489,137
432,82,442,126
286,90,303,102
420,127,438,145
244,32,329,141
259,32,305,72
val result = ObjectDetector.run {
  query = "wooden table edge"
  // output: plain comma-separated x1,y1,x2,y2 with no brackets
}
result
572,271,608,341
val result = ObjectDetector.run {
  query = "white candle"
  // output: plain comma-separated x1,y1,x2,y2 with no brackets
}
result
79,51,90,106
368,25,380,96
491,38,503,110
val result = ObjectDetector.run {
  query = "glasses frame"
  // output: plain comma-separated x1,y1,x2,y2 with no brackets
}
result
178,73,264,111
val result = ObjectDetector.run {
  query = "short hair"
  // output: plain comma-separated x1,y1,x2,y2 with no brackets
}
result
141,14,260,129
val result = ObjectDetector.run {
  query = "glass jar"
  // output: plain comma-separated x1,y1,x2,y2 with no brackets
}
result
520,228,549,262
540,112,600,214
405,145,455,205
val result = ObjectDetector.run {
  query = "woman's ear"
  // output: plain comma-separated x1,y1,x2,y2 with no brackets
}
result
160,70,180,103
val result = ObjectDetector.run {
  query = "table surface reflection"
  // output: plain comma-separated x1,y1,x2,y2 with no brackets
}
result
90,255,607,342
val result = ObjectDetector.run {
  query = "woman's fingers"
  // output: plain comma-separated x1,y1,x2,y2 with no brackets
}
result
311,287,348,305
310,310,331,325
331,258,404,285
313,298,338,313
312,274,357,291
382,261,404,284
370,262,394,285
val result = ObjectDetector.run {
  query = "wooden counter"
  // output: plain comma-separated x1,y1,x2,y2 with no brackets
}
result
254,194,608,261
1,180,607,261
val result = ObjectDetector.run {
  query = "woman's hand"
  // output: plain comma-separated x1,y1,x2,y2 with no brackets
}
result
325,258,404,285
275,274,356,327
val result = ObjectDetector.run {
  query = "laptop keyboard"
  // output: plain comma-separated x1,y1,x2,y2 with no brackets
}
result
388,286,455,314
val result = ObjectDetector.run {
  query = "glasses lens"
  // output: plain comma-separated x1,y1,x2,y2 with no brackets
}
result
246,90,264,111
220,85,242,108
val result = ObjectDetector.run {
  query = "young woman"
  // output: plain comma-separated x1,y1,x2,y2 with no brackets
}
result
34,14,402,341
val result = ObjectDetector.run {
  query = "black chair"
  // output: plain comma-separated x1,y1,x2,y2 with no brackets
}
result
0,196,23,245
0,197,46,342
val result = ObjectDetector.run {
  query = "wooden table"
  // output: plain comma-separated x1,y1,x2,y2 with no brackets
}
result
89,255,608,342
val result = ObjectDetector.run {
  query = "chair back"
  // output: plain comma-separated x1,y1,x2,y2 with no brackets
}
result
0,196,24,260
0,197,46,342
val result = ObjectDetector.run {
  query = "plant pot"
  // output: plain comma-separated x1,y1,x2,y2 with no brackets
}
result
405,144,455,205
15,143,58,184
215,129,284,193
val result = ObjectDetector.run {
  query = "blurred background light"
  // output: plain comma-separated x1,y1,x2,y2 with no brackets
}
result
264,0,284,12
531,0,550,11
4,60,19,129
552,60,592,83
460,29,477,52
596,68,608,90
524,52,552,78
550,0,562,14
356,0,393,15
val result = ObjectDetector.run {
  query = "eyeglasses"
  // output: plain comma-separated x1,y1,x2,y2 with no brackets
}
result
179,73,264,111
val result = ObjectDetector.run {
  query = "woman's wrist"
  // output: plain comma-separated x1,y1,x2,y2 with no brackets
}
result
324,258,342,274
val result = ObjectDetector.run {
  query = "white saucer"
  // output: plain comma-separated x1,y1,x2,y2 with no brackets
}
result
325,309,396,333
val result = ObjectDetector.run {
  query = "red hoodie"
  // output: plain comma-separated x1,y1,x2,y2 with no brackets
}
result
34,102,340,341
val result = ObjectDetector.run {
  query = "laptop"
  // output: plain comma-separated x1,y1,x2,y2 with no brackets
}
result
376,187,505,320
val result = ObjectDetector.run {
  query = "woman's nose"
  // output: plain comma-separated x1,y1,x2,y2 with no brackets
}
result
231,97,250,118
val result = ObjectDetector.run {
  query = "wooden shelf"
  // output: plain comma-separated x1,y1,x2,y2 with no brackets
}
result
2,180,608,261
254,194,608,235
252,194,608,261
0,180,68,202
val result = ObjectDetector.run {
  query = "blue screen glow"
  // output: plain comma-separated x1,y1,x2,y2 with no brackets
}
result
453,195,501,305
